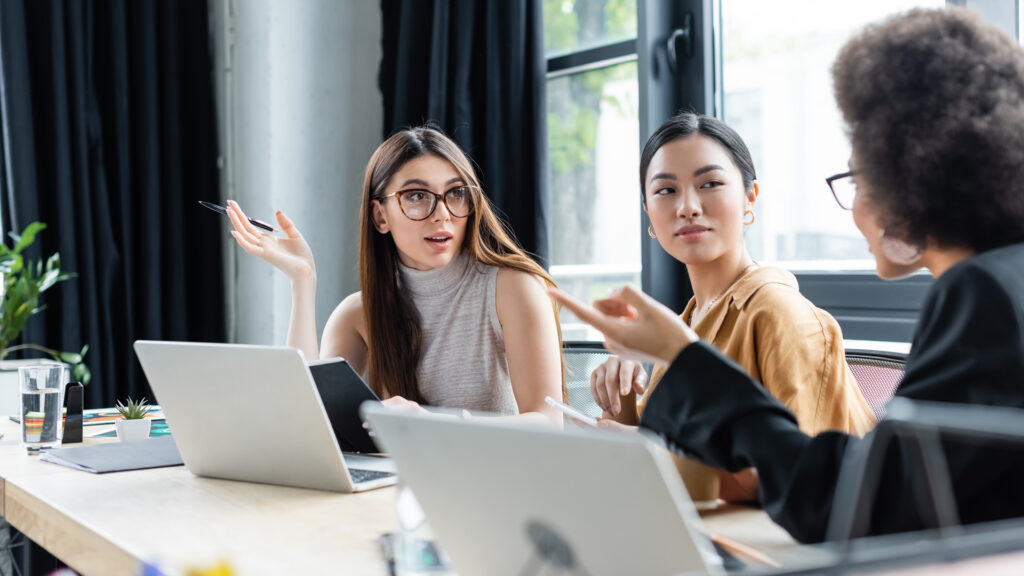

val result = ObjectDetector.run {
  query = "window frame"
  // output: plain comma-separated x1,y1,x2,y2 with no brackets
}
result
544,7,643,341
546,39,637,78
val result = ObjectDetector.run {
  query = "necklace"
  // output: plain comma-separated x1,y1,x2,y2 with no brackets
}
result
693,262,759,323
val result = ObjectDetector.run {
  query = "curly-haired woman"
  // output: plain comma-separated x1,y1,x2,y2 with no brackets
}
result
552,7,1024,541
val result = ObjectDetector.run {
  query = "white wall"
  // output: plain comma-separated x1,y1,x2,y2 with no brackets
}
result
210,0,382,346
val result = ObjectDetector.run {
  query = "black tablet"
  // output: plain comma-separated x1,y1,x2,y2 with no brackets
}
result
308,358,381,453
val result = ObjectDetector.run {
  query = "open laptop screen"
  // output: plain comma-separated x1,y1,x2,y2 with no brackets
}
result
308,358,381,453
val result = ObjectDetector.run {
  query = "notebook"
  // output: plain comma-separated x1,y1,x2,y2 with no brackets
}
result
133,341,396,492
40,436,183,473
361,404,725,576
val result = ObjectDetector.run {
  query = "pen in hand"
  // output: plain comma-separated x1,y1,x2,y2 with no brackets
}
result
199,201,276,232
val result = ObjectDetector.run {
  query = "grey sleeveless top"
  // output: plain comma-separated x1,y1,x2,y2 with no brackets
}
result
398,251,519,415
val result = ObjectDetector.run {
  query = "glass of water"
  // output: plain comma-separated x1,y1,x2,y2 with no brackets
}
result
19,364,66,449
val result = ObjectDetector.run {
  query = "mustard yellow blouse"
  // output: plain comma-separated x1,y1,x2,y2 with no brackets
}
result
639,266,876,436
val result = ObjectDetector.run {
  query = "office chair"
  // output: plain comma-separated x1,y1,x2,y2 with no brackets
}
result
561,342,613,418
844,350,906,419
561,341,654,419
825,398,1024,573
765,399,1024,574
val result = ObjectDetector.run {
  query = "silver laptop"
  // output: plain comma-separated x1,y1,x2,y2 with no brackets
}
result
361,403,724,576
134,340,396,492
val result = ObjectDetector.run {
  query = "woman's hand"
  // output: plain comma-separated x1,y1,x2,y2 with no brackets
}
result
591,356,647,416
227,199,316,283
549,286,699,365
381,396,426,413
364,396,428,437
719,468,760,503
595,419,637,432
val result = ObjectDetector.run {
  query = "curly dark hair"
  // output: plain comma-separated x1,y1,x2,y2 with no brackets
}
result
833,8,1024,252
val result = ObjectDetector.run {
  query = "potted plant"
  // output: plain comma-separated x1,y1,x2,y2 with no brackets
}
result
114,397,152,442
0,221,90,386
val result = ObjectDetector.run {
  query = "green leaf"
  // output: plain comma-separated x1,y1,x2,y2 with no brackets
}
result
8,253,22,276
115,397,150,419
5,295,38,342
37,268,63,293
12,222,46,255
58,352,82,364
12,276,38,301
0,252,14,274
74,363,90,385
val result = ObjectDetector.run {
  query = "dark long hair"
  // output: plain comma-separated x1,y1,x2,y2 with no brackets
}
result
639,111,757,202
359,126,565,403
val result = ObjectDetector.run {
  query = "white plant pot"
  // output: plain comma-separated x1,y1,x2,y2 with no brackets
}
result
115,418,151,442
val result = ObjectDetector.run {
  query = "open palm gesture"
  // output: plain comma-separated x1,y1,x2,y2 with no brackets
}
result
226,199,315,281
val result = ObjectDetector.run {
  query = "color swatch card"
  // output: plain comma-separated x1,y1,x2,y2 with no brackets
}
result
83,406,164,426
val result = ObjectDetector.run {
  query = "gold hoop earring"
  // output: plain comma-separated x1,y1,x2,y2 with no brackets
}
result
648,225,657,239
743,210,756,226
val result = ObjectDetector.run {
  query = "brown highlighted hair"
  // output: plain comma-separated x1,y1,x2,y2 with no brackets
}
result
358,126,564,403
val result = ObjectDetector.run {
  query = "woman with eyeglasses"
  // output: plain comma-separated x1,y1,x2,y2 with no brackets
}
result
588,112,875,503
227,126,563,421
551,8,1024,541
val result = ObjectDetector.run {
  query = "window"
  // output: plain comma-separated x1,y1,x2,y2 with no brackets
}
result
544,0,639,341
544,0,638,57
721,0,945,270
544,0,1019,343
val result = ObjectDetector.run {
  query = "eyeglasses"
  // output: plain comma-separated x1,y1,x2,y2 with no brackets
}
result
381,185,477,221
825,170,858,210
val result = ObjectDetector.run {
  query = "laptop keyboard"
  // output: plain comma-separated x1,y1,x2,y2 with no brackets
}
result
350,468,395,484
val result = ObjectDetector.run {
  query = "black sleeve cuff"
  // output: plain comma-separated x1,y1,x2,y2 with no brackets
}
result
639,341,801,471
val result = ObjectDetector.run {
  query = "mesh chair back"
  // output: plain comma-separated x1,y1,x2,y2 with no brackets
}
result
845,350,906,419
561,342,904,419
562,342,613,418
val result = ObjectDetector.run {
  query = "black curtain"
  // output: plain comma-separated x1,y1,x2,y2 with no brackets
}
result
0,0,225,408
380,0,550,267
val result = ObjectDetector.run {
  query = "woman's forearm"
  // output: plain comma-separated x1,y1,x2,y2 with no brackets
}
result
287,276,319,361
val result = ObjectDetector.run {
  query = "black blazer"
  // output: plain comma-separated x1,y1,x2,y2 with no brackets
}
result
640,243,1024,543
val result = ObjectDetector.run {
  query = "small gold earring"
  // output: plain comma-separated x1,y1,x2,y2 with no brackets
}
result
648,225,657,239
743,210,756,226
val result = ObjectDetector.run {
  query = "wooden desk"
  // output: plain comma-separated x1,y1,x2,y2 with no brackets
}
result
0,419,798,575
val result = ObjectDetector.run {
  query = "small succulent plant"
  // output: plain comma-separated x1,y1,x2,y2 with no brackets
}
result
115,397,151,420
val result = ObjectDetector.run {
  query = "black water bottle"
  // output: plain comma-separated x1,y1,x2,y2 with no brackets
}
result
61,381,84,444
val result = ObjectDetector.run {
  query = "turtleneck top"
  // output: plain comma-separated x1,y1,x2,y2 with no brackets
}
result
397,251,519,415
